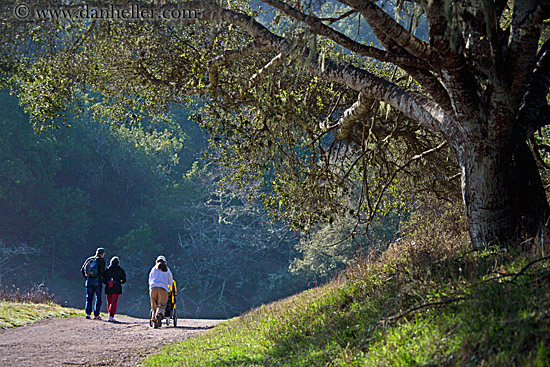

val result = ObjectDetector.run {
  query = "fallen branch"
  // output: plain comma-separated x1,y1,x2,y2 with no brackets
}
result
511,255,550,282
381,297,465,322
203,345,230,351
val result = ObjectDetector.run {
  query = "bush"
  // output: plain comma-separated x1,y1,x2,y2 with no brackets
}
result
0,283,58,304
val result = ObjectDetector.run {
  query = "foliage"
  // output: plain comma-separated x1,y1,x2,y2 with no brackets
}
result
0,241,40,287
0,283,57,304
531,125,550,186
7,0,547,245
0,0,462,241
290,213,401,280
143,204,550,366
0,90,311,318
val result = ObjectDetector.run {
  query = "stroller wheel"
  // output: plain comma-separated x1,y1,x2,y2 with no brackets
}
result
149,310,153,327
166,317,170,326
173,309,177,328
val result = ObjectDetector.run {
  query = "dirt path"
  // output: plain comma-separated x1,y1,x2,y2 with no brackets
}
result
0,316,223,366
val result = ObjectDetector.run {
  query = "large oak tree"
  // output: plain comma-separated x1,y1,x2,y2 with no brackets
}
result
2,0,550,247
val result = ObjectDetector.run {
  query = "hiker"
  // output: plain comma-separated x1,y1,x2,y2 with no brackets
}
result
148,255,173,328
81,247,106,320
102,256,126,322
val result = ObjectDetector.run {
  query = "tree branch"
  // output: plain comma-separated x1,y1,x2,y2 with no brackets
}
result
400,67,454,115
516,38,550,139
510,255,550,282
141,0,463,149
261,0,431,70
307,56,454,137
419,0,483,122
342,6,453,116
319,9,357,24
382,297,465,322
207,42,271,93
340,0,436,63
243,52,284,92
506,1,545,107
330,92,376,140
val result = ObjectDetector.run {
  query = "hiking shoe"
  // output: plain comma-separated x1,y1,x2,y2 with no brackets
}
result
94,315,102,320
108,317,116,322
85,315,91,319
153,321,159,329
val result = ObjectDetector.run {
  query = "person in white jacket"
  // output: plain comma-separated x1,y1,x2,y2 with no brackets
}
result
148,255,173,328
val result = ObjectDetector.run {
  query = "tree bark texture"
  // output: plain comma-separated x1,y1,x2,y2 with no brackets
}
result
461,137,549,248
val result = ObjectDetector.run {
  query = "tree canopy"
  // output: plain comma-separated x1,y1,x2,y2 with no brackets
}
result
1,0,550,247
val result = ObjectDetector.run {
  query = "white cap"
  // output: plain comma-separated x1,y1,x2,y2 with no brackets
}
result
156,255,167,263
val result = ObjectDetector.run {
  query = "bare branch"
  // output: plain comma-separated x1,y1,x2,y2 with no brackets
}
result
365,141,449,230
382,297,465,322
319,9,357,24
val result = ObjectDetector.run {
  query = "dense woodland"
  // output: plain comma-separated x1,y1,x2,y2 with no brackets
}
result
0,89,398,318
1,0,550,319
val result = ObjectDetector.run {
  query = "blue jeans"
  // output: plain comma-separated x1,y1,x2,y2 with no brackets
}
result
85,277,102,317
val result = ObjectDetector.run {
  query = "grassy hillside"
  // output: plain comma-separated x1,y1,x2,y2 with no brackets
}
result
144,207,550,366
0,288,82,329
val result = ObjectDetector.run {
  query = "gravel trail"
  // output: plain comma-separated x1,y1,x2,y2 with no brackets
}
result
0,316,222,366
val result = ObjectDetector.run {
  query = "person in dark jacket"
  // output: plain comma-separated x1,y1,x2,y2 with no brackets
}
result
80,247,106,320
102,256,126,322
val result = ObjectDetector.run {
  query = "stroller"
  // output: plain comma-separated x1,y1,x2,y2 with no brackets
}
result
149,280,178,328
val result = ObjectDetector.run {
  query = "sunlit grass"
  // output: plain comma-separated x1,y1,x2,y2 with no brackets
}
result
0,301,82,329
144,206,550,367
144,247,550,366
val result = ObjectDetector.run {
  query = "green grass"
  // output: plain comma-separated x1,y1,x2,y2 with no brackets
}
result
143,224,550,366
0,301,82,329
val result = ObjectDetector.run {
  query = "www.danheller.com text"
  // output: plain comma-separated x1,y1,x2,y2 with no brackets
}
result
11,2,204,21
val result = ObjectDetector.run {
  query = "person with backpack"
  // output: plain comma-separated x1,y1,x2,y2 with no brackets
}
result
148,255,173,328
102,256,126,322
80,247,106,320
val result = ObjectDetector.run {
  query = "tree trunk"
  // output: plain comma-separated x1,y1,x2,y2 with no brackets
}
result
506,138,550,240
461,138,549,248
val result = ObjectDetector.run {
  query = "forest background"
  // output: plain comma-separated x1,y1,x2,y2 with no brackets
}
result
0,1,408,318
2,0,549,320
0,88,396,318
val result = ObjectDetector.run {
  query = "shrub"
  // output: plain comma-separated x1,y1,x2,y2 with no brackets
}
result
0,283,58,304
